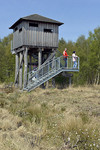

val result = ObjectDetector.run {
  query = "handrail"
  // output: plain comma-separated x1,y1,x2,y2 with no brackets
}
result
24,55,79,91
28,56,72,74
28,56,79,83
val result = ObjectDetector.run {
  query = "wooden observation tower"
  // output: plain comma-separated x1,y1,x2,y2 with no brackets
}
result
9,14,63,89
9,14,79,91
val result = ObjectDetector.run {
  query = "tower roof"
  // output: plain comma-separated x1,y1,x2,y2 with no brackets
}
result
9,14,63,29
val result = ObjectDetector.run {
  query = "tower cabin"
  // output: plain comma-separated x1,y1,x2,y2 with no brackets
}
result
9,14,63,89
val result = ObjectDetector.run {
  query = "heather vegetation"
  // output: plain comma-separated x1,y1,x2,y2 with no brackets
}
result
0,85,100,149
0,27,100,149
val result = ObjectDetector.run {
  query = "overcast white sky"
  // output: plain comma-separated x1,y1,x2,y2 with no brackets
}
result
0,0,100,42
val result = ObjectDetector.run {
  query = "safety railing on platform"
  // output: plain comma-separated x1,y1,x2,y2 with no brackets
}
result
27,56,79,87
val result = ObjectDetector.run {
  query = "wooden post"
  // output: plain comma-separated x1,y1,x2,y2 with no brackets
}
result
46,53,49,88
29,55,32,72
52,77,55,88
24,47,28,88
15,53,19,87
38,48,42,68
19,52,23,89
69,76,71,86
46,81,49,88
38,48,45,88
52,49,56,88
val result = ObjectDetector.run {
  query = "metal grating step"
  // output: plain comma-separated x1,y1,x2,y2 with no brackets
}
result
24,56,79,91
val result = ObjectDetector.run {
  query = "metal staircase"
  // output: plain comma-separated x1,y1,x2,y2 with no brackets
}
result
23,56,79,91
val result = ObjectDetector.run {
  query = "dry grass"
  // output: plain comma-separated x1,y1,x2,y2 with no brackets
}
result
0,85,100,149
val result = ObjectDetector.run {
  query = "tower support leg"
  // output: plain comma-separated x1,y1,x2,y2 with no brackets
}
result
24,47,28,88
19,52,23,89
15,53,19,87
29,55,32,72
69,76,71,86
38,48,42,68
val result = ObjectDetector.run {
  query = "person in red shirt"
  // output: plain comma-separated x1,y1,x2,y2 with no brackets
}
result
63,48,69,67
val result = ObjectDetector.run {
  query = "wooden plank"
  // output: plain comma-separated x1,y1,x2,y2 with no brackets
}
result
19,52,23,89
24,47,28,88
13,21,59,49
15,53,19,87
38,48,42,68
29,55,32,72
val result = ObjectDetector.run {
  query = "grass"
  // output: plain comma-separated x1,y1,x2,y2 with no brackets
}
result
0,85,100,149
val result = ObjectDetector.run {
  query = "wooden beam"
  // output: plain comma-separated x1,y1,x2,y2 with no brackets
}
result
46,81,49,88
38,48,45,88
15,53,19,87
52,77,55,88
69,76,71,86
24,47,28,88
52,49,56,88
15,47,25,53
38,48,42,68
19,52,23,89
29,55,32,72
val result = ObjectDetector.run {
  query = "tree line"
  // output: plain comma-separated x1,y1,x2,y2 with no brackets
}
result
0,27,100,85
0,34,15,83
58,27,100,85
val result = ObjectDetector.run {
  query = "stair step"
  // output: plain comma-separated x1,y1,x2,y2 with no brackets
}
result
23,56,79,91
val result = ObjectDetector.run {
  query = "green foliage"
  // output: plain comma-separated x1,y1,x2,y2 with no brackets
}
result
58,27,100,85
0,86,100,149
79,112,89,124
55,73,68,88
1,26,100,85
0,34,15,83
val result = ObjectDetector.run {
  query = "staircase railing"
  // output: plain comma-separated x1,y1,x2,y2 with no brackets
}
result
24,56,79,91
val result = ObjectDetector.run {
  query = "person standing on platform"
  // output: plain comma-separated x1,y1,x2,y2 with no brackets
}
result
72,51,78,68
63,48,69,67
